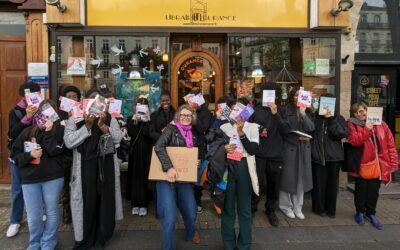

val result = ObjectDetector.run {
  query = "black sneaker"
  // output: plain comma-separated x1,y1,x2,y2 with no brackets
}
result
267,212,279,227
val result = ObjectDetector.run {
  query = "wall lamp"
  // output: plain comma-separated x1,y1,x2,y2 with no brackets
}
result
45,0,67,13
330,0,353,16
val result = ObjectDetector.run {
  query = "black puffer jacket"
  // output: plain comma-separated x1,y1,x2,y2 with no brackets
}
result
154,124,198,172
193,105,212,160
311,114,349,165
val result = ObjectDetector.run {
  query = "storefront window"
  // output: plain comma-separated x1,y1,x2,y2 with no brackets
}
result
356,0,394,54
227,37,336,105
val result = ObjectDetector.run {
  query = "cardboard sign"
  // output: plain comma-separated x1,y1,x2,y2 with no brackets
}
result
297,89,312,108
318,97,336,116
149,147,198,182
367,107,383,125
262,90,275,106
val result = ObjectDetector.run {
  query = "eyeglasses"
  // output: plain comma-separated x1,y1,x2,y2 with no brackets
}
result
355,109,366,115
180,114,193,119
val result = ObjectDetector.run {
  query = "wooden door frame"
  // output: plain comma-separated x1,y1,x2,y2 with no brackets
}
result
170,48,223,109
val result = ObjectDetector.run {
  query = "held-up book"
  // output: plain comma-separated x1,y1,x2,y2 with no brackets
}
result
262,90,275,106
367,107,383,125
318,97,336,116
24,138,40,165
136,104,149,121
86,95,107,117
108,99,122,118
227,135,244,161
229,103,254,122
59,96,77,113
297,89,312,108
290,130,313,139
41,103,60,122
220,105,234,123
188,94,206,106
24,89,43,108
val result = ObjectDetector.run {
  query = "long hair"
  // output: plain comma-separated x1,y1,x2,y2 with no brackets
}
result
174,104,197,125
30,99,61,138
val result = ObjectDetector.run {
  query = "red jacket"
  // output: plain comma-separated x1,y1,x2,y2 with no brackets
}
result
348,121,398,183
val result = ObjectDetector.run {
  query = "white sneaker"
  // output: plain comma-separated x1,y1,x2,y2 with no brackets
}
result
280,209,295,219
294,211,305,220
197,206,203,214
6,224,20,238
132,207,139,215
139,208,147,217
43,214,47,222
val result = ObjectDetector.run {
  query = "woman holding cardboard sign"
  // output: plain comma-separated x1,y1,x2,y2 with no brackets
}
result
154,104,200,250
347,102,398,230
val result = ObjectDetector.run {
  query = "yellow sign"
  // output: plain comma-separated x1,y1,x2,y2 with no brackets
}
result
87,0,308,28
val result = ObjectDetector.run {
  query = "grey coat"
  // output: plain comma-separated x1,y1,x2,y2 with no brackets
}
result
64,117,123,242
280,108,315,194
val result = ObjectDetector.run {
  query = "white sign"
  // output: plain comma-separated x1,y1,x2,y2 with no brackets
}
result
67,57,86,75
316,59,330,75
28,63,48,77
262,90,276,106
367,107,383,125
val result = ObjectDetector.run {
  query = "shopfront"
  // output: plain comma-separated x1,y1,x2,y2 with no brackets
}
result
48,0,345,114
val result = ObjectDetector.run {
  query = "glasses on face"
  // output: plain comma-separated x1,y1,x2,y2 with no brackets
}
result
180,114,192,119
355,109,366,115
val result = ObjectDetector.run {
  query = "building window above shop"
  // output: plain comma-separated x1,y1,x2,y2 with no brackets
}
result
135,39,141,49
152,39,158,48
86,39,93,51
103,71,109,79
374,15,381,23
102,40,109,53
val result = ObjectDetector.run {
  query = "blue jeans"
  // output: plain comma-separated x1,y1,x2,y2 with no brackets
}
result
156,181,197,250
9,159,24,224
22,178,64,250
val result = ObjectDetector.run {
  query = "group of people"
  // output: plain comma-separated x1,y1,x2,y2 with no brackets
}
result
5,81,398,250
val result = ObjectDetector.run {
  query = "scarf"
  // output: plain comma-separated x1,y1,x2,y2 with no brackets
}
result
175,121,193,148
348,117,366,126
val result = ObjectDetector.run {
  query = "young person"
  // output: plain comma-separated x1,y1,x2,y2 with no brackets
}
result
11,100,65,249
279,86,314,220
249,83,288,226
6,82,40,238
311,94,348,218
126,97,153,216
347,102,398,230
64,88,122,249
154,104,201,250
220,98,259,249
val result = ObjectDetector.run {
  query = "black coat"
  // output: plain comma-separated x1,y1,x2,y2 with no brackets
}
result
154,124,198,172
149,107,175,142
193,105,212,160
7,105,28,150
311,114,349,165
205,128,230,184
11,125,65,184
248,106,289,161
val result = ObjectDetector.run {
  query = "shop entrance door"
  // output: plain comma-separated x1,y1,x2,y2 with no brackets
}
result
351,67,397,133
0,36,27,183
170,35,224,110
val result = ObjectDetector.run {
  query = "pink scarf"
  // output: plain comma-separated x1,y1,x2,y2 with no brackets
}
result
175,122,193,148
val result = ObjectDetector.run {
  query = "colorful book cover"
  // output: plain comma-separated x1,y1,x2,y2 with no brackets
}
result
227,135,243,161
367,107,383,125
41,103,60,122
188,94,205,106
59,96,77,113
24,138,40,165
318,97,336,116
230,103,254,122
109,99,123,118
86,95,107,117
25,89,42,108
136,104,150,121
297,89,312,108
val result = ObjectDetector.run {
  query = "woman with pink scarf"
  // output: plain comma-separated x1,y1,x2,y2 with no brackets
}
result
154,104,200,250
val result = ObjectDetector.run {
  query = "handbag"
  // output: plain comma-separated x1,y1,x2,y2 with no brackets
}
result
359,132,381,179
98,134,115,157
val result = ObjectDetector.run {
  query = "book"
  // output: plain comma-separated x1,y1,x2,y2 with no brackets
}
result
59,96,77,113
262,90,276,106
367,107,383,125
229,103,254,122
290,130,313,139
136,104,150,121
86,95,107,117
297,89,312,108
220,105,234,122
71,102,84,123
188,94,205,106
41,103,60,122
24,89,42,108
227,135,244,162
24,138,40,165
109,99,122,118
318,97,336,116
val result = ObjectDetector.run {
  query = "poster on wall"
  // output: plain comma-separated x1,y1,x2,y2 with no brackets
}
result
67,57,86,75
315,59,330,76
237,79,255,99
145,71,162,113
303,60,316,76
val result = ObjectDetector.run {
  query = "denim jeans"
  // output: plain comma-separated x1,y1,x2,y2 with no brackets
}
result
9,159,24,224
22,177,64,250
156,181,196,250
